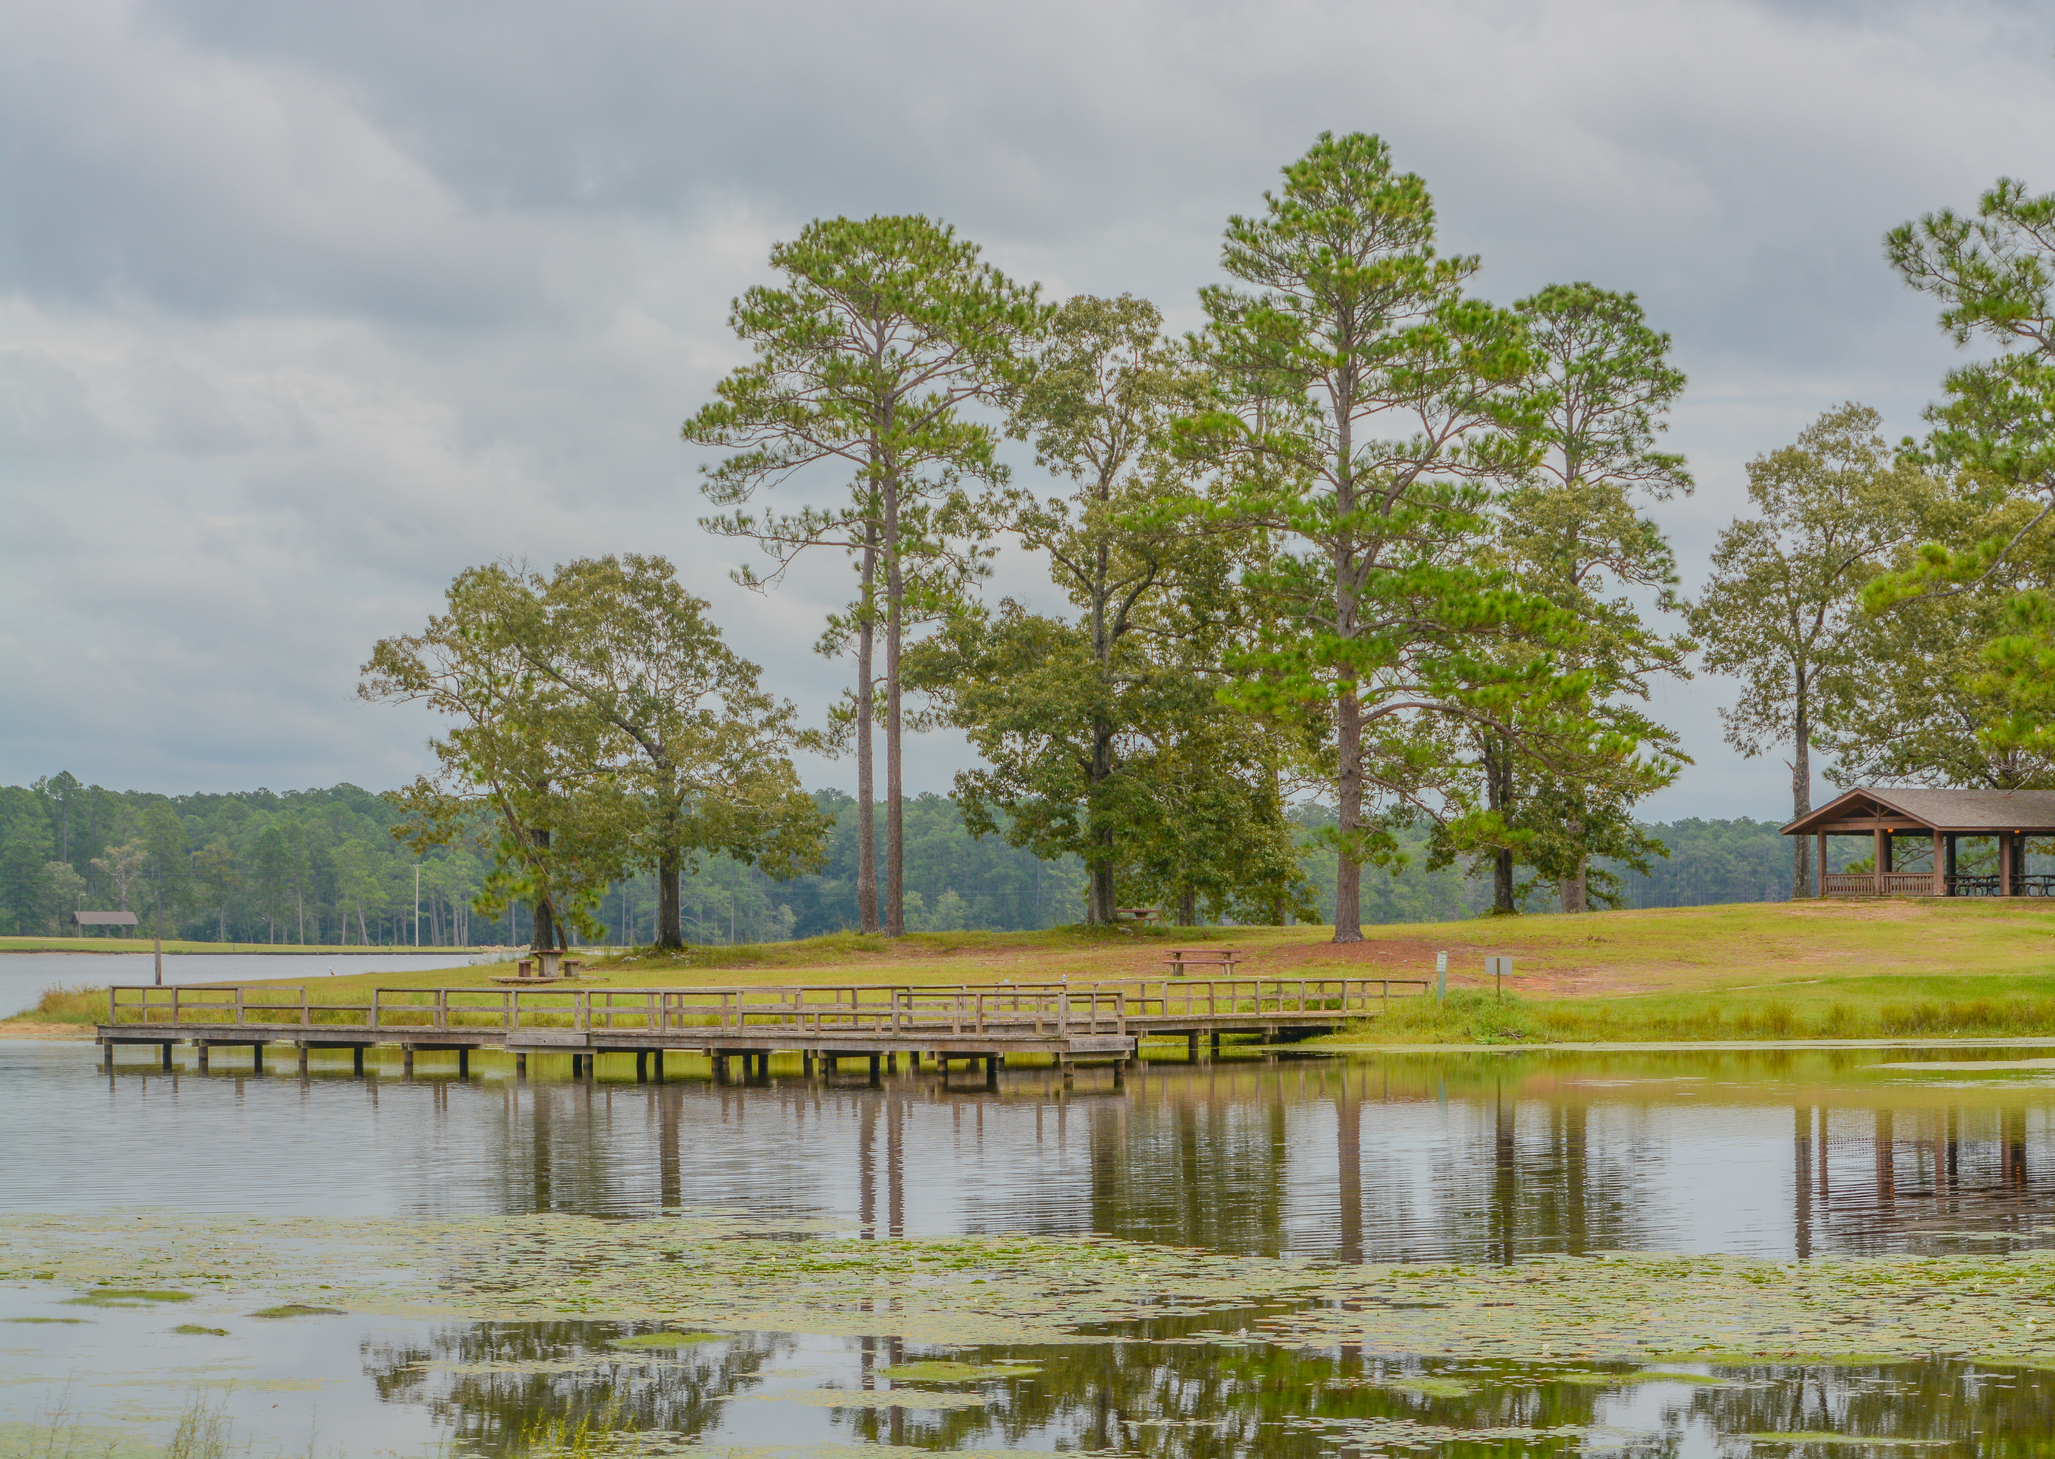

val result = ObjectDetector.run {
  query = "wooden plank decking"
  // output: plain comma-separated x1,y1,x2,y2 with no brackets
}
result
92,977,1427,1078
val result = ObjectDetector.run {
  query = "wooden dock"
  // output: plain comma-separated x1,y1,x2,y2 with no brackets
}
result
92,977,1425,1081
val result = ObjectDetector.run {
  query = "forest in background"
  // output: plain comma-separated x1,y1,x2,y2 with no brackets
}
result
0,773,1797,942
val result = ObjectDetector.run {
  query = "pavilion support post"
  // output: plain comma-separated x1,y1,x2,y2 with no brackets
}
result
1946,835,1957,894
1874,828,1887,896
1933,830,1945,897
1817,832,1828,897
2002,832,2015,898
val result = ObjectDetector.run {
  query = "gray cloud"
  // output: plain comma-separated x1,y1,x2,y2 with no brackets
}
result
4,0,2053,818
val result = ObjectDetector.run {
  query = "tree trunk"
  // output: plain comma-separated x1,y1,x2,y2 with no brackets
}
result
1485,739,1518,915
1558,819,1587,913
1791,681,1813,900
357,906,369,944
1177,886,1197,927
655,777,685,947
884,476,905,937
657,845,682,947
1334,685,1364,942
1088,720,1116,925
855,519,880,934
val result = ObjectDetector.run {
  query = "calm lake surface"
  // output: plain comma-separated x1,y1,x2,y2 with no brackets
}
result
0,950,491,1019
6,1038,2055,1455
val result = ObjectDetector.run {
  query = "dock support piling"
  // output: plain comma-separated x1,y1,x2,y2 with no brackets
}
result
635,1051,647,1083
252,1043,263,1074
196,1041,208,1071
353,1046,364,1077
458,1047,470,1080
160,1043,173,1072
102,1043,113,1072
868,1053,882,1084
402,1045,414,1076
1187,1032,1199,1063
802,1052,815,1077
986,1054,1001,1090
514,1051,526,1079
1210,1031,1220,1058
297,1044,309,1075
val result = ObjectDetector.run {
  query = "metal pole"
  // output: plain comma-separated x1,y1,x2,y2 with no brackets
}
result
153,891,164,987
414,864,421,947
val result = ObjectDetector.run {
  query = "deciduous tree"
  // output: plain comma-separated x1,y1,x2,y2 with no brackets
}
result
513,555,828,949
1686,405,1929,896
362,566,638,955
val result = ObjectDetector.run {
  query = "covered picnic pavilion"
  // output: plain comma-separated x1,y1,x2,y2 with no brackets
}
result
1782,787,2055,898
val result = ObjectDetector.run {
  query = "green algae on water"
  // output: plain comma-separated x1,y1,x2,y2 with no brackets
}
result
172,1324,229,1336
873,1360,1039,1383
12,1209,2055,1365
1744,1436,1952,1448
64,1288,192,1307
607,1331,723,1350
249,1303,345,1318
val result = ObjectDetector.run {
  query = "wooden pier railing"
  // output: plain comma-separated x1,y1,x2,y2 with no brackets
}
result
103,976,1427,1042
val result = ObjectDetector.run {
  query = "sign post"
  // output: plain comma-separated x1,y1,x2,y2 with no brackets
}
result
1486,956,1512,1002
1435,951,1447,1001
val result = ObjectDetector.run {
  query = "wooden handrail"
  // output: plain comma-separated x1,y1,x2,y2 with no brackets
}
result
100,977,1428,1031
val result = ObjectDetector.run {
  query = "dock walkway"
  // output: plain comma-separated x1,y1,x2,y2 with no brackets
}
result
93,977,1425,1080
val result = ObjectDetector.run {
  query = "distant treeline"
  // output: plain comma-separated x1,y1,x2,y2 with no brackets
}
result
0,775,1794,942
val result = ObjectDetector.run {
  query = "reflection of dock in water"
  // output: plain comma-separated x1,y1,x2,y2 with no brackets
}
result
91,977,1427,1083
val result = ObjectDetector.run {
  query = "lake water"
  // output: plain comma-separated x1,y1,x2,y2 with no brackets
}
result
0,950,492,1019
5,1040,2054,1455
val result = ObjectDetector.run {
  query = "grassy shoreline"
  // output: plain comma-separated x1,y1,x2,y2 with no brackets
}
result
8,901,2055,1045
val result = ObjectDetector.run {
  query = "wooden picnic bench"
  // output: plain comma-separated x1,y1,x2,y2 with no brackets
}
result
1162,946,1242,978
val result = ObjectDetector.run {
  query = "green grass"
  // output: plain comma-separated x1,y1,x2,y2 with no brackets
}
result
1331,976,2055,1045
21,900,2055,1046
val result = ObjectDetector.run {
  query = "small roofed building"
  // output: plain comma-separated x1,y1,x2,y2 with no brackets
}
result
70,911,138,933
1782,787,2055,898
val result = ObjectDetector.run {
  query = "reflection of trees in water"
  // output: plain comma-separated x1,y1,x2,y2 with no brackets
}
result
361,1320,787,1453
831,1344,1671,1458
1802,1102,2053,1257
1687,1359,2055,1447
391,1051,2055,1264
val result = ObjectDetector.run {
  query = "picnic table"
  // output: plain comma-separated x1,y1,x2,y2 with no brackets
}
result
1162,946,1242,978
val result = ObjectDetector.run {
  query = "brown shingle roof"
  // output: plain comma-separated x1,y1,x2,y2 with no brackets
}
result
1784,787,2055,834
70,911,138,927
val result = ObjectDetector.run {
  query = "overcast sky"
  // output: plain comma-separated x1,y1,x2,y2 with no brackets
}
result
4,0,2052,821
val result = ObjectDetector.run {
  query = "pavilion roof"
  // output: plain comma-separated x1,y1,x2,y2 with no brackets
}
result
1782,786,2055,835
70,910,137,927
